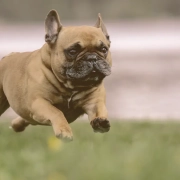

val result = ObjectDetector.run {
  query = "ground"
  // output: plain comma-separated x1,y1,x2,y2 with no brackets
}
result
1,120,180,180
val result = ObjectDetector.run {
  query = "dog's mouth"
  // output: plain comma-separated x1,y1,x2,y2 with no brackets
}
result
66,59,111,85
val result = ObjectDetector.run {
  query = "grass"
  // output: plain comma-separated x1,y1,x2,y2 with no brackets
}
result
1,120,180,180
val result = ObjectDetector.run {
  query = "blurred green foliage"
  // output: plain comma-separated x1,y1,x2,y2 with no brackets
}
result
0,0,180,22
1,121,180,180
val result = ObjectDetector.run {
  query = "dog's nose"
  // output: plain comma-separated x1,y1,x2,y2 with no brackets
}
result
86,54,97,61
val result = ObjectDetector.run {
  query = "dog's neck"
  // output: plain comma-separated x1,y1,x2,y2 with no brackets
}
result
40,44,52,68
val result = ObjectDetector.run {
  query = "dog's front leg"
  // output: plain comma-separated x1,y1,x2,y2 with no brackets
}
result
84,101,110,133
31,98,73,141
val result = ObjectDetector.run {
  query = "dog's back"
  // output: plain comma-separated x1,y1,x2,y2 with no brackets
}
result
0,51,36,116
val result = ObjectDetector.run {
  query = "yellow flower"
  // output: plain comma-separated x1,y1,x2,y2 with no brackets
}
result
47,136,63,151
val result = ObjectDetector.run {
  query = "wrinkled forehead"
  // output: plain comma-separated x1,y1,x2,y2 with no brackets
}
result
58,26,107,48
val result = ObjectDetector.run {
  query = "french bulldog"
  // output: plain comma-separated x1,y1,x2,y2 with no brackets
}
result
0,9,112,141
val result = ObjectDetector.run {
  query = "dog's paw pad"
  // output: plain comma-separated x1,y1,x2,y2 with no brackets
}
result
90,118,110,133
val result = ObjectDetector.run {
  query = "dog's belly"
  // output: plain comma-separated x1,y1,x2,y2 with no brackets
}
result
54,103,84,123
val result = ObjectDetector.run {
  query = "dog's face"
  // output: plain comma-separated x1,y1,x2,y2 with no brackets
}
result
45,10,112,88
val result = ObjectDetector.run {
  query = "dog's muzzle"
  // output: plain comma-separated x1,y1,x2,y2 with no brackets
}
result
66,54,111,81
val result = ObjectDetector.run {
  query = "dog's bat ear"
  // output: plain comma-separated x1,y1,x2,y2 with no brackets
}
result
45,9,62,44
95,13,110,41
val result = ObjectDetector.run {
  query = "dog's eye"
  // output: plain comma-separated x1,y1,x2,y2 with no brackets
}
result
68,49,78,56
101,47,108,54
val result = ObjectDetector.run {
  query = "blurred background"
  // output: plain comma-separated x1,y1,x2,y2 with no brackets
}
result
1,1,180,180
0,0,180,120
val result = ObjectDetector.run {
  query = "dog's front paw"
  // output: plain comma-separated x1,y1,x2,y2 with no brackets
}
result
55,126,73,142
90,118,110,133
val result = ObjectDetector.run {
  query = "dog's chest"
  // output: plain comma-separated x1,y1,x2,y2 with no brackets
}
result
54,91,85,123
55,91,80,110
66,91,78,109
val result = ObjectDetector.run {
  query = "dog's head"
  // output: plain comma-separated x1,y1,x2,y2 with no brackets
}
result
44,10,112,88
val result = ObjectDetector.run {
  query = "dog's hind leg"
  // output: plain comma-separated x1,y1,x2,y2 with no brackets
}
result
11,117,29,132
0,88,10,117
